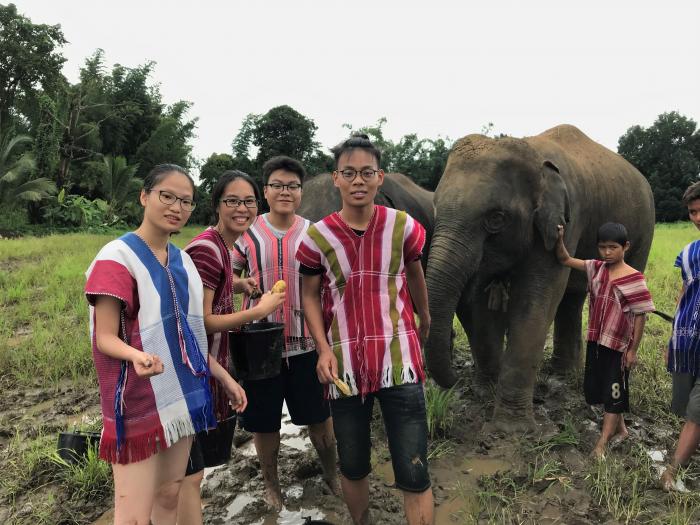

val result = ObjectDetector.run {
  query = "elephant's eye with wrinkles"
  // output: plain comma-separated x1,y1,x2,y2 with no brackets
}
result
483,210,507,233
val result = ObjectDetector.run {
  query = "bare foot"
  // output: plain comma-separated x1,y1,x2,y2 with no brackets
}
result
590,444,606,460
660,466,677,492
609,429,629,447
323,475,341,497
263,486,283,511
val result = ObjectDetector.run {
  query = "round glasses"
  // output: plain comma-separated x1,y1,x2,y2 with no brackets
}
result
156,190,196,211
221,197,258,208
337,168,379,182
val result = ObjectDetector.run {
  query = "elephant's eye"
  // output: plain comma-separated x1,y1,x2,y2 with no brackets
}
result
483,210,507,233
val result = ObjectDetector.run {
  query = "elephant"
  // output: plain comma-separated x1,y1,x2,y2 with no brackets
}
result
424,124,654,431
298,172,435,266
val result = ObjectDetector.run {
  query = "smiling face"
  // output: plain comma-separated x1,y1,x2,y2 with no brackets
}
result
216,178,258,237
332,149,384,210
140,171,194,234
264,169,302,216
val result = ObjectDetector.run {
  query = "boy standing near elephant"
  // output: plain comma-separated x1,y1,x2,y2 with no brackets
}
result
556,222,654,458
230,156,338,509
297,133,434,525
660,182,700,491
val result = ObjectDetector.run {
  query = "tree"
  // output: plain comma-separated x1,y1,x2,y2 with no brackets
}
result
0,131,55,206
229,105,332,182
618,112,700,222
33,93,60,178
252,105,319,165
344,118,451,190
133,101,197,178
98,155,141,223
199,152,237,193
0,4,66,130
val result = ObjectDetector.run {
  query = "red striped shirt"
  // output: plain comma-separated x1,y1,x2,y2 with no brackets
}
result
585,260,654,352
296,206,426,398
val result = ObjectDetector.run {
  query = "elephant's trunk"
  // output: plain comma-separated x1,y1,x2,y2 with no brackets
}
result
425,231,482,387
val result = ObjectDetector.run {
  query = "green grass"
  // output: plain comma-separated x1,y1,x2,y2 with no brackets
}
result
0,226,202,386
424,380,459,439
585,444,655,524
2,222,700,523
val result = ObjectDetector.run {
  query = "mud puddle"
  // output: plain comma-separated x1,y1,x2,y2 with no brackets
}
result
375,453,512,523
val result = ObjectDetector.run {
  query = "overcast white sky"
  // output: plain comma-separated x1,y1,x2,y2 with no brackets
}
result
14,0,700,165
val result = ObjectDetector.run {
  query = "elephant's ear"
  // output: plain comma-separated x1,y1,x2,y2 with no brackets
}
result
534,160,570,251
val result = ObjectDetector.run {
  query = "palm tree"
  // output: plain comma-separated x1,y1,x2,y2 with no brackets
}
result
0,132,56,206
101,155,141,221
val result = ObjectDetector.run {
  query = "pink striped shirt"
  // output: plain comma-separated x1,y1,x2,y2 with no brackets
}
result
185,227,235,420
231,214,315,357
585,259,655,352
296,206,426,398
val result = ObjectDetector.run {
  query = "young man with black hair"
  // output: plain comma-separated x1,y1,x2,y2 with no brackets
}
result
298,134,434,525
232,156,338,509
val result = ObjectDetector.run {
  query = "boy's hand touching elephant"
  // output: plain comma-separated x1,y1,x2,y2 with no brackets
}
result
418,313,431,345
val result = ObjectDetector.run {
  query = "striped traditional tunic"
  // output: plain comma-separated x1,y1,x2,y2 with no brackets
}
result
85,233,215,464
296,206,426,398
231,214,315,357
669,240,700,376
585,259,655,352
185,227,236,420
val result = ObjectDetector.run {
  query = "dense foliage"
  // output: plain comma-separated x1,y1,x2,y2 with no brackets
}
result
1,2,697,231
618,112,700,222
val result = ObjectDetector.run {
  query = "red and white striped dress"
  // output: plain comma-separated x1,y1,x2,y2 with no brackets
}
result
296,206,426,398
231,214,315,357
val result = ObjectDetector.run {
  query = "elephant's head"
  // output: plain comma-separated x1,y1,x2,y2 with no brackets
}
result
425,134,570,387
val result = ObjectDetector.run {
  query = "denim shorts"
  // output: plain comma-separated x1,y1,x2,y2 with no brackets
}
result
330,382,431,493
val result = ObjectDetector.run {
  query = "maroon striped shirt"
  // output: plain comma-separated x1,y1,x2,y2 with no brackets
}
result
585,260,654,352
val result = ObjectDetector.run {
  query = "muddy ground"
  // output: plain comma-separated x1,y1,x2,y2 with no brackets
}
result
0,351,697,524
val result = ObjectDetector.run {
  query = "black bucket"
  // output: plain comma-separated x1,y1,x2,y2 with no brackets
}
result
57,430,101,464
229,322,285,380
198,415,236,466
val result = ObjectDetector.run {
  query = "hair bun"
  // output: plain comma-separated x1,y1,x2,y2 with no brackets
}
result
351,132,370,140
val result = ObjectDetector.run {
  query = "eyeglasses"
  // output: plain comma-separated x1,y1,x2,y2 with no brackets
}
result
155,190,196,211
221,197,258,208
265,182,302,192
337,168,379,182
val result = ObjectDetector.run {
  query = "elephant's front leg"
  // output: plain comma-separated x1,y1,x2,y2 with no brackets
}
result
552,291,586,373
459,283,506,399
491,267,569,432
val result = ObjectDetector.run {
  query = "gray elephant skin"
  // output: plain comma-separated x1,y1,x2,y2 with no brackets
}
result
425,124,654,431
298,172,435,266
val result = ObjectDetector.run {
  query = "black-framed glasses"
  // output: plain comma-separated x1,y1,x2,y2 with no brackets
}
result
156,190,196,211
337,168,379,181
221,197,258,208
265,182,302,192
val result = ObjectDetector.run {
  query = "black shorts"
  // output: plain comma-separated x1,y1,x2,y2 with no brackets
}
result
584,342,630,414
241,351,330,433
185,415,237,476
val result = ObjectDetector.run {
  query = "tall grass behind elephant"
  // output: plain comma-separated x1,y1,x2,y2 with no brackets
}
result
298,172,435,266
424,124,654,432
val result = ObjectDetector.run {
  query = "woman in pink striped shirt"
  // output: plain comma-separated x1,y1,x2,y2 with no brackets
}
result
178,171,285,524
